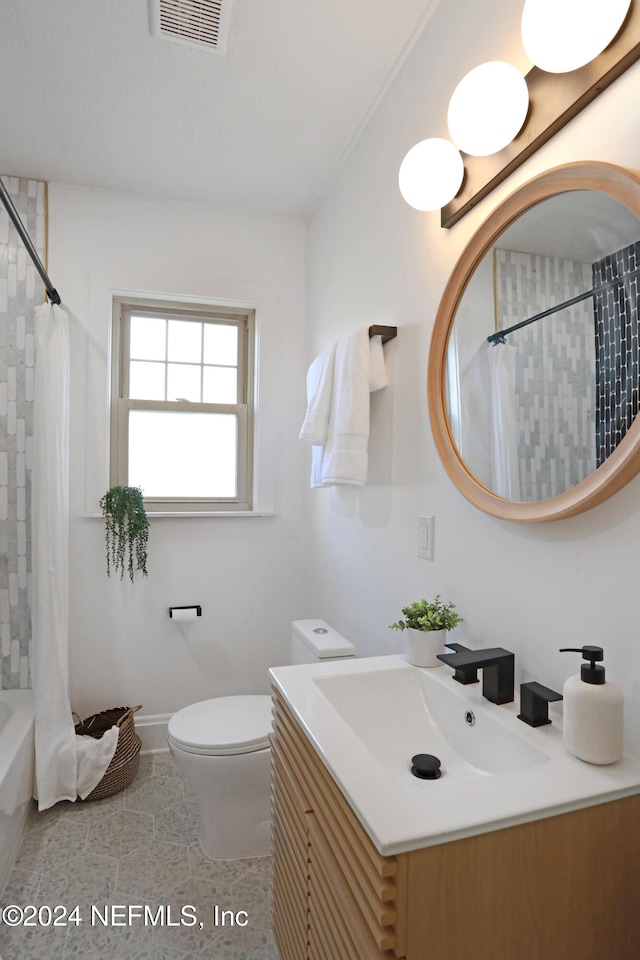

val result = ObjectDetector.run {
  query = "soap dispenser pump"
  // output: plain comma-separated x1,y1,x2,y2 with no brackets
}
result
559,646,623,764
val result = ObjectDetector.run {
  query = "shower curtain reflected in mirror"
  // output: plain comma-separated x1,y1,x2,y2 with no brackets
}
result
487,342,520,500
456,341,521,501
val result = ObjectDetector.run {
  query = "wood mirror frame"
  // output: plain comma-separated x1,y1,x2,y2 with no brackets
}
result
428,161,640,522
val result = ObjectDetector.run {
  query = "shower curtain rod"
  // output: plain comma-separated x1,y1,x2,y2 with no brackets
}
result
0,184,400,327
0,178,61,305
487,266,640,345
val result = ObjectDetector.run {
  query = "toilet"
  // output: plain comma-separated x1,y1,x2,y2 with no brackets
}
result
167,619,356,860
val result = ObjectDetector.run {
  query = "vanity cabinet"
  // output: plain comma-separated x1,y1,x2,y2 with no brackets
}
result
271,687,406,959
271,686,640,960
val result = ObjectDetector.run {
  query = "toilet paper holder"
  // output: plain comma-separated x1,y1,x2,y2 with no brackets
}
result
169,605,202,619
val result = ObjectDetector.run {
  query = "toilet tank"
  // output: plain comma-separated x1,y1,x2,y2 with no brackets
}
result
290,620,356,664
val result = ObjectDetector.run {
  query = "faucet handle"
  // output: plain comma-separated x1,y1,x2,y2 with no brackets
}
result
518,681,563,727
438,643,479,685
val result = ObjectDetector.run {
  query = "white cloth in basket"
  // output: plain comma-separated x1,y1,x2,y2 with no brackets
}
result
75,727,120,800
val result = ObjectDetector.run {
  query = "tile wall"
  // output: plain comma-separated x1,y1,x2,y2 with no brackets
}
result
0,175,45,689
593,240,640,466
495,249,597,502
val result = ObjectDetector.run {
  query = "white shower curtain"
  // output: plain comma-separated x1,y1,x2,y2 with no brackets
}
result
486,342,521,500
31,302,117,810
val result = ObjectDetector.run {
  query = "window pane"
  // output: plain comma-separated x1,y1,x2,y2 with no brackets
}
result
203,366,237,403
130,316,166,361
168,319,202,363
128,411,237,498
167,363,201,402
129,361,165,400
203,323,238,366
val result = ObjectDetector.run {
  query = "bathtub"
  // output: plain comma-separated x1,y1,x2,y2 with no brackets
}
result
0,691,34,894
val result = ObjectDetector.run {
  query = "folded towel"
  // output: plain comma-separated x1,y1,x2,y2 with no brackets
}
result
299,340,337,445
301,326,389,487
321,325,384,486
310,444,325,489
369,334,387,393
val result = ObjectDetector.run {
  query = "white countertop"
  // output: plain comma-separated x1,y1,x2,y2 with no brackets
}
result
269,654,640,856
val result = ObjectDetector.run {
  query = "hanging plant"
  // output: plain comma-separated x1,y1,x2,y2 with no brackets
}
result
100,485,149,582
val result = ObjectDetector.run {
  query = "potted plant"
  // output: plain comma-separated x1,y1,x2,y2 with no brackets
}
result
389,595,463,667
100,485,149,583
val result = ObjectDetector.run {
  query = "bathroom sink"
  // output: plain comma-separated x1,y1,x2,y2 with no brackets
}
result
269,654,640,855
313,665,548,785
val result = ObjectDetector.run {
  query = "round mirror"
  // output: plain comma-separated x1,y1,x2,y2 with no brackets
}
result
428,162,640,521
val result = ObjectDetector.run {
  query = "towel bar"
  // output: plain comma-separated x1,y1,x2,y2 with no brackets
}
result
368,325,397,343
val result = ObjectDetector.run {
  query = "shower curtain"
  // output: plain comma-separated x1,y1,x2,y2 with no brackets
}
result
31,302,117,810
487,342,521,500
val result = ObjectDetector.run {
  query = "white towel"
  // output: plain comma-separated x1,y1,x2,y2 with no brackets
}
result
310,444,325,488
76,727,120,800
300,327,388,487
369,334,388,393
320,326,370,485
299,340,337,445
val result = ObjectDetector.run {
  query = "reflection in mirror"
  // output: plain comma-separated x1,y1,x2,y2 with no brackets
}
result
447,190,640,503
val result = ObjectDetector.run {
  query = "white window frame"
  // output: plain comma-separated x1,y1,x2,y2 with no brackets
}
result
111,295,254,513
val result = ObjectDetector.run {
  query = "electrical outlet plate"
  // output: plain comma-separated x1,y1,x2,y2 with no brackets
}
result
418,516,435,561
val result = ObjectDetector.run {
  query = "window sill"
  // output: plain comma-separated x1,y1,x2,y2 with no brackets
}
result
147,510,275,518
85,510,275,519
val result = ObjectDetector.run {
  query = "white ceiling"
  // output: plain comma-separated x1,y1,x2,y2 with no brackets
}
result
498,192,640,262
0,0,437,220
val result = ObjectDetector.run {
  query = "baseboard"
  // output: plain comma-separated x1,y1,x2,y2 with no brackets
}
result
135,712,171,753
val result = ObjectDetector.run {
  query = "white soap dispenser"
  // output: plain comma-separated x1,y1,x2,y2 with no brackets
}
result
559,646,623,764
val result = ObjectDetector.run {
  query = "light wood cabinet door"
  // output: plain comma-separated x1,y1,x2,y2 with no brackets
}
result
271,687,407,960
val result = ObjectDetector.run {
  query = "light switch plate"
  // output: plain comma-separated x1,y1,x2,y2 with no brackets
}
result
418,515,434,560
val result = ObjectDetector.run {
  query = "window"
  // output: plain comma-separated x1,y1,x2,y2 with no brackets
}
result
111,297,254,512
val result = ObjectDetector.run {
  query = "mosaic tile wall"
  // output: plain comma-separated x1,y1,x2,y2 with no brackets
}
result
0,175,45,689
495,249,597,502
592,240,640,467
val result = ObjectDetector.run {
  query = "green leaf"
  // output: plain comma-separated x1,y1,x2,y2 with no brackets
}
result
100,486,150,583
388,594,463,632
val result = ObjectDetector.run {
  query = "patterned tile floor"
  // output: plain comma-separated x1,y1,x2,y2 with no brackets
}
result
1,752,280,959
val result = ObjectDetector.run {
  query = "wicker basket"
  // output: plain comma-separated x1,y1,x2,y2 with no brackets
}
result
73,705,142,802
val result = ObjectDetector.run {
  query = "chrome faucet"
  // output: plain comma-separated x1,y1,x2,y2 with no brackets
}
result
436,643,515,705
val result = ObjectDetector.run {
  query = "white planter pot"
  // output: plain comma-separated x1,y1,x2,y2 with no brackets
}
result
404,628,448,668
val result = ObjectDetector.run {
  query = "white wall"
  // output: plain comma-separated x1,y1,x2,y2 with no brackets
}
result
48,184,309,717
305,0,640,754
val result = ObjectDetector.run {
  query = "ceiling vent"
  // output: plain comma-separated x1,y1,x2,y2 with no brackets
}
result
149,0,233,54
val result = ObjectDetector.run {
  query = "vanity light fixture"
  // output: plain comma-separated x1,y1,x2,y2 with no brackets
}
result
398,138,464,211
521,0,631,73
447,61,529,157
399,0,639,222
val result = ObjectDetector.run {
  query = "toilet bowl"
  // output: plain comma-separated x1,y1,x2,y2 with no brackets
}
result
167,619,355,860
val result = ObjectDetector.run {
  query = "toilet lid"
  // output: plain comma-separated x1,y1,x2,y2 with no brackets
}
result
168,695,272,756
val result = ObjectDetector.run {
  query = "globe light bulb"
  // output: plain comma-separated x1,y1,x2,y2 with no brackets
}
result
447,62,529,157
521,0,631,73
398,138,464,212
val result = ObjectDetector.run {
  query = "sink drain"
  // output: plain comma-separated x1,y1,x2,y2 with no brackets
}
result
465,710,476,727
411,754,442,780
